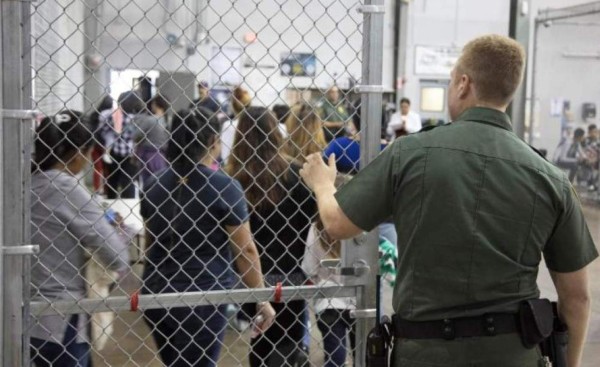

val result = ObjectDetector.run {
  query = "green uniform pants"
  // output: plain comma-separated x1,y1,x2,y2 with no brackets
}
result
392,333,547,367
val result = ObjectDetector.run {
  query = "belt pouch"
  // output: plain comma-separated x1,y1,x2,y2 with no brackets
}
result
518,298,554,348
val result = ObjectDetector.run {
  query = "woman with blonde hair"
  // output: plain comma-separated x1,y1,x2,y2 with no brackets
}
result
284,103,327,163
221,86,252,164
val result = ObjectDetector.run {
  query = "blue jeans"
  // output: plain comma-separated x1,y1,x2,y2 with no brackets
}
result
144,305,227,367
316,309,356,367
30,314,90,367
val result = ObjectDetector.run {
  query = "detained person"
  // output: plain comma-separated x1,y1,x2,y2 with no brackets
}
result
141,108,275,367
30,111,130,367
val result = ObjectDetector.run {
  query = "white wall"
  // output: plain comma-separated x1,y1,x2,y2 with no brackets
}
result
527,0,600,157
96,0,397,106
402,0,510,121
531,13,600,155
30,0,597,136
397,0,599,151
32,0,86,115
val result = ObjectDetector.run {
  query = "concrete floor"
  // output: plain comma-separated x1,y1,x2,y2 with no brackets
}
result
90,205,600,366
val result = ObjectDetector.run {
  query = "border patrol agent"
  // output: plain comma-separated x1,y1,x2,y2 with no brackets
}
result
319,85,350,142
300,35,598,367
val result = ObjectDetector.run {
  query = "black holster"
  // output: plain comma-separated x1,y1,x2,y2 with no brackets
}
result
539,302,569,367
366,315,393,367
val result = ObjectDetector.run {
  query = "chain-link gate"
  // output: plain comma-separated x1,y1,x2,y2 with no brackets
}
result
1,0,385,365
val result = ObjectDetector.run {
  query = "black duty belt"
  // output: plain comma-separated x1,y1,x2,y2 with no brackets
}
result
392,313,519,340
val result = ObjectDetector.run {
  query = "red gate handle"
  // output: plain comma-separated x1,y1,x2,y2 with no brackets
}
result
130,290,140,312
274,282,283,303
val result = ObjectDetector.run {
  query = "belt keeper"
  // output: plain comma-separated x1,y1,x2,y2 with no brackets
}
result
442,319,455,340
130,290,139,312
274,282,283,303
484,315,496,336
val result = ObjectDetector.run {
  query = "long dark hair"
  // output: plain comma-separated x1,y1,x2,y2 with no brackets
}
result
166,107,220,176
33,110,93,172
118,91,144,115
97,95,114,112
225,106,289,211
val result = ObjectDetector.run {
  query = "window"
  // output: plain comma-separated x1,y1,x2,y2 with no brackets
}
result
420,87,445,112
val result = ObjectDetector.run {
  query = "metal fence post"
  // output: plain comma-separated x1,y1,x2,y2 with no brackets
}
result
0,2,4,362
82,0,110,112
356,1,386,366
1,0,31,365
507,0,530,141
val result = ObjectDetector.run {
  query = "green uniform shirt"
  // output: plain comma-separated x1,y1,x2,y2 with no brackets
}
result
335,107,598,321
318,98,349,123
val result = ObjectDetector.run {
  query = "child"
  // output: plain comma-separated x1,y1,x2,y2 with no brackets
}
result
302,174,397,367
302,217,356,367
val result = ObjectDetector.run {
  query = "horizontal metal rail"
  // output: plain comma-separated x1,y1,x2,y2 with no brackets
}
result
354,85,386,93
562,52,600,59
536,1,600,23
30,284,357,316
357,5,385,14
2,244,39,256
0,109,40,119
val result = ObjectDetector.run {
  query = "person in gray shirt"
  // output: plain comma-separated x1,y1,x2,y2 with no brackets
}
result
30,111,129,367
133,94,170,188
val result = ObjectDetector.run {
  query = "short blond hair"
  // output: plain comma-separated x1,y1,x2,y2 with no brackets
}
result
456,34,525,105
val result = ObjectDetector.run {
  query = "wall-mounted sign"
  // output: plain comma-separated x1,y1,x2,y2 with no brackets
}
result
280,52,317,77
414,45,461,76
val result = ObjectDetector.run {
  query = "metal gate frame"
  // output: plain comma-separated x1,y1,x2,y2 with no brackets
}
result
1,1,386,365
355,0,385,364
1,0,35,365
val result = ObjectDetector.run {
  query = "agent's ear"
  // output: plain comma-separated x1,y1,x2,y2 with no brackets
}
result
457,73,473,100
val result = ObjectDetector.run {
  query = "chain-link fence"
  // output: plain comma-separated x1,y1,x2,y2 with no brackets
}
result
1,0,385,365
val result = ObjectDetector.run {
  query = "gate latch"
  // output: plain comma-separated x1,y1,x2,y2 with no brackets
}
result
356,5,385,14
349,308,377,319
320,259,370,277
354,85,385,94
